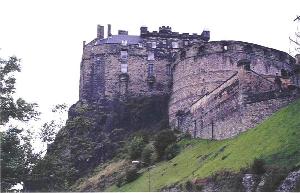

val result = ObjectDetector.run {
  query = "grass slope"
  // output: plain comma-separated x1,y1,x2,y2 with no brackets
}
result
108,99,300,192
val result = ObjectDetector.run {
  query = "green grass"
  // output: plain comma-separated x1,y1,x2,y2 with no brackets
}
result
107,99,300,192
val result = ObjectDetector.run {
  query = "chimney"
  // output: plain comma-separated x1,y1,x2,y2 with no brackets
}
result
83,41,86,49
107,24,112,37
97,25,104,39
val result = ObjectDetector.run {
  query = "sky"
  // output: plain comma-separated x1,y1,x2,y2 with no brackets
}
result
0,0,299,120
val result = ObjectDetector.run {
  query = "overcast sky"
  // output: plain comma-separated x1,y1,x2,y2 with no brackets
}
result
0,0,299,118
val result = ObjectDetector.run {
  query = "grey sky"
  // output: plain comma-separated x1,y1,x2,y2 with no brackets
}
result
0,0,299,116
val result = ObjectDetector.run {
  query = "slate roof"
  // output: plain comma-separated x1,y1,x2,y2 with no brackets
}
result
95,35,142,45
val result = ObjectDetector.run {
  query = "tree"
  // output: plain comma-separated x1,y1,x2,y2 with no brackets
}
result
1,127,40,191
0,56,39,125
128,136,146,160
289,16,300,55
39,103,68,144
153,129,177,159
0,54,40,191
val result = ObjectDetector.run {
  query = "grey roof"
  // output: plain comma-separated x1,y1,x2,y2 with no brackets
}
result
95,35,142,45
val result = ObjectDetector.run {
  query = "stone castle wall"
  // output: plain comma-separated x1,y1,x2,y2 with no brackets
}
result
169,41,299,127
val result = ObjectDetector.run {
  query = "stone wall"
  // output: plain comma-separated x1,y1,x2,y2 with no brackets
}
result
178,66,300,139
169,41,299,127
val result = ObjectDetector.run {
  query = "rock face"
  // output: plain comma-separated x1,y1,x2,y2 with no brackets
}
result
277,169,300,192
29,95,170,191
80,25,300,140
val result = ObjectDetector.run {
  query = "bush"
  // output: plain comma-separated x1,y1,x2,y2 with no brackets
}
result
251,158,266,175
128,136,145,160
125,167,139,183
154,129,177,159
141,144,155,166
165,143,180,160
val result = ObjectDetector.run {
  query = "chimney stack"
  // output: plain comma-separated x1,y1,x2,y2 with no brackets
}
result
83,41,86,49
108,24,112,37
97,25,104,39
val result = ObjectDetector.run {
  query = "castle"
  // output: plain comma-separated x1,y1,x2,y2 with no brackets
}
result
80,24,300,139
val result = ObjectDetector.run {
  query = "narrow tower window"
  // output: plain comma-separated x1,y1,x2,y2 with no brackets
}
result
120,50,128,60
148,64,154,76
121,63,128,73
148,52,154,60
166,65,171,75
151,42,157,48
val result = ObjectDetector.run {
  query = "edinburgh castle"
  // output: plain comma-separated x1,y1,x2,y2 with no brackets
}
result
80,24,300,140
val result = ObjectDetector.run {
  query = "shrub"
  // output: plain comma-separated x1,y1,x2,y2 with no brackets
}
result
128,136,145,160
154,129,177,159
125,167,139,183
251,158,266,175
141,144,154,166
165,143,180,160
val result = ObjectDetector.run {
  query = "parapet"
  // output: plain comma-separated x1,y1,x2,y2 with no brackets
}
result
140,25,210,41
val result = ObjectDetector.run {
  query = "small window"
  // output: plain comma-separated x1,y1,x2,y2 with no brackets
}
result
162,40,167,44
223,45,228,51
148,52,154,60
96,58,101,64
148,64,154,76
151,42,157,48
172,42,179,48
138,43,143,48
184,41,189,46
121,40,127,46
166,65,171,75
121,63,128,73
120,50,128,60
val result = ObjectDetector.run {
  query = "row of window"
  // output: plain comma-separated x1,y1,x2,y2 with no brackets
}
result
120,50,155,61
148,41,180,49
120,63,171,76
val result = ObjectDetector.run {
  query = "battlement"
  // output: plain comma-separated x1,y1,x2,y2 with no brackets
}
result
140,25,210,41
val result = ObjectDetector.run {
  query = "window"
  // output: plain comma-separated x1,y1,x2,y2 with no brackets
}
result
148,52,154,60
148,64,154,76
172,41,179,48
223,45,228,51
121,40,128,46
121,63,128,73
162,40,167,44
138,43,143,48
120,50,128,60
166,65,171,75
96,58,101,64
151,42,157,48
184,41,189,46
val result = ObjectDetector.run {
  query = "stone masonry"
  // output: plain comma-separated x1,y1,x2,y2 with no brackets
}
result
79,24,300,139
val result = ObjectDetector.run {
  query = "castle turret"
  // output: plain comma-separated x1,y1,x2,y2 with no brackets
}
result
140,26,148,37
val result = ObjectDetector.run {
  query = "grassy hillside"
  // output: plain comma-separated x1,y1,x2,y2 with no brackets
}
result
108,99,300,191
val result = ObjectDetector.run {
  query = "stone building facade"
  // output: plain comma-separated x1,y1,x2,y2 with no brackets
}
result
79,24,300,139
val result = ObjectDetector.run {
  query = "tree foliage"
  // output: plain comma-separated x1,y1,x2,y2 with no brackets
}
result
290,16,300,55
0,56,39,125
0,54,40,191
128,136,146,160
1,127,40,191
153,129,177,159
